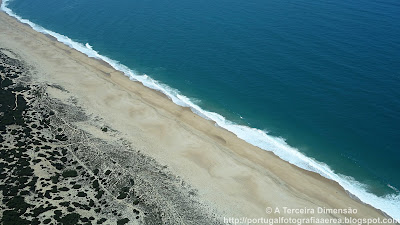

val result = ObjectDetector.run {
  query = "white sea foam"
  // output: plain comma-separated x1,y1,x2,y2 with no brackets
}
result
2,0,399,220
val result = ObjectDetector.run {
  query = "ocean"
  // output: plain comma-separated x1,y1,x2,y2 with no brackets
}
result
2,0,399,219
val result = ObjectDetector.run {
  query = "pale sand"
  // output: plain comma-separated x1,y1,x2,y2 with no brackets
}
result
0,7,394,223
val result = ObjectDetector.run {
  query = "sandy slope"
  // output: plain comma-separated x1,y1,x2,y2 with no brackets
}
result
0,6,395,224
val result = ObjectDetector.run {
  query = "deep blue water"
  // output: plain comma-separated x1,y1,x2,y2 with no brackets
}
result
3,0,400,217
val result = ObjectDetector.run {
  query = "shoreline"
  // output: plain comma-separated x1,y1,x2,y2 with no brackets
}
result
0,3,397,223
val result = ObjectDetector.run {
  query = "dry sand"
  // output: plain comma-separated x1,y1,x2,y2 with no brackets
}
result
0,5,395,224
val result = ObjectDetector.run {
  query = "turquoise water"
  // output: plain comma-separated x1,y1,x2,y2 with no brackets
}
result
2,0,400,218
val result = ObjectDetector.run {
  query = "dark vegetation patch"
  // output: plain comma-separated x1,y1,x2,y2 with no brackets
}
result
58,213,80,225
62,169,78,178
117,218,130,225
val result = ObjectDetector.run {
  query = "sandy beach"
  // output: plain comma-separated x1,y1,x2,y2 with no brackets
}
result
0,3,396,224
